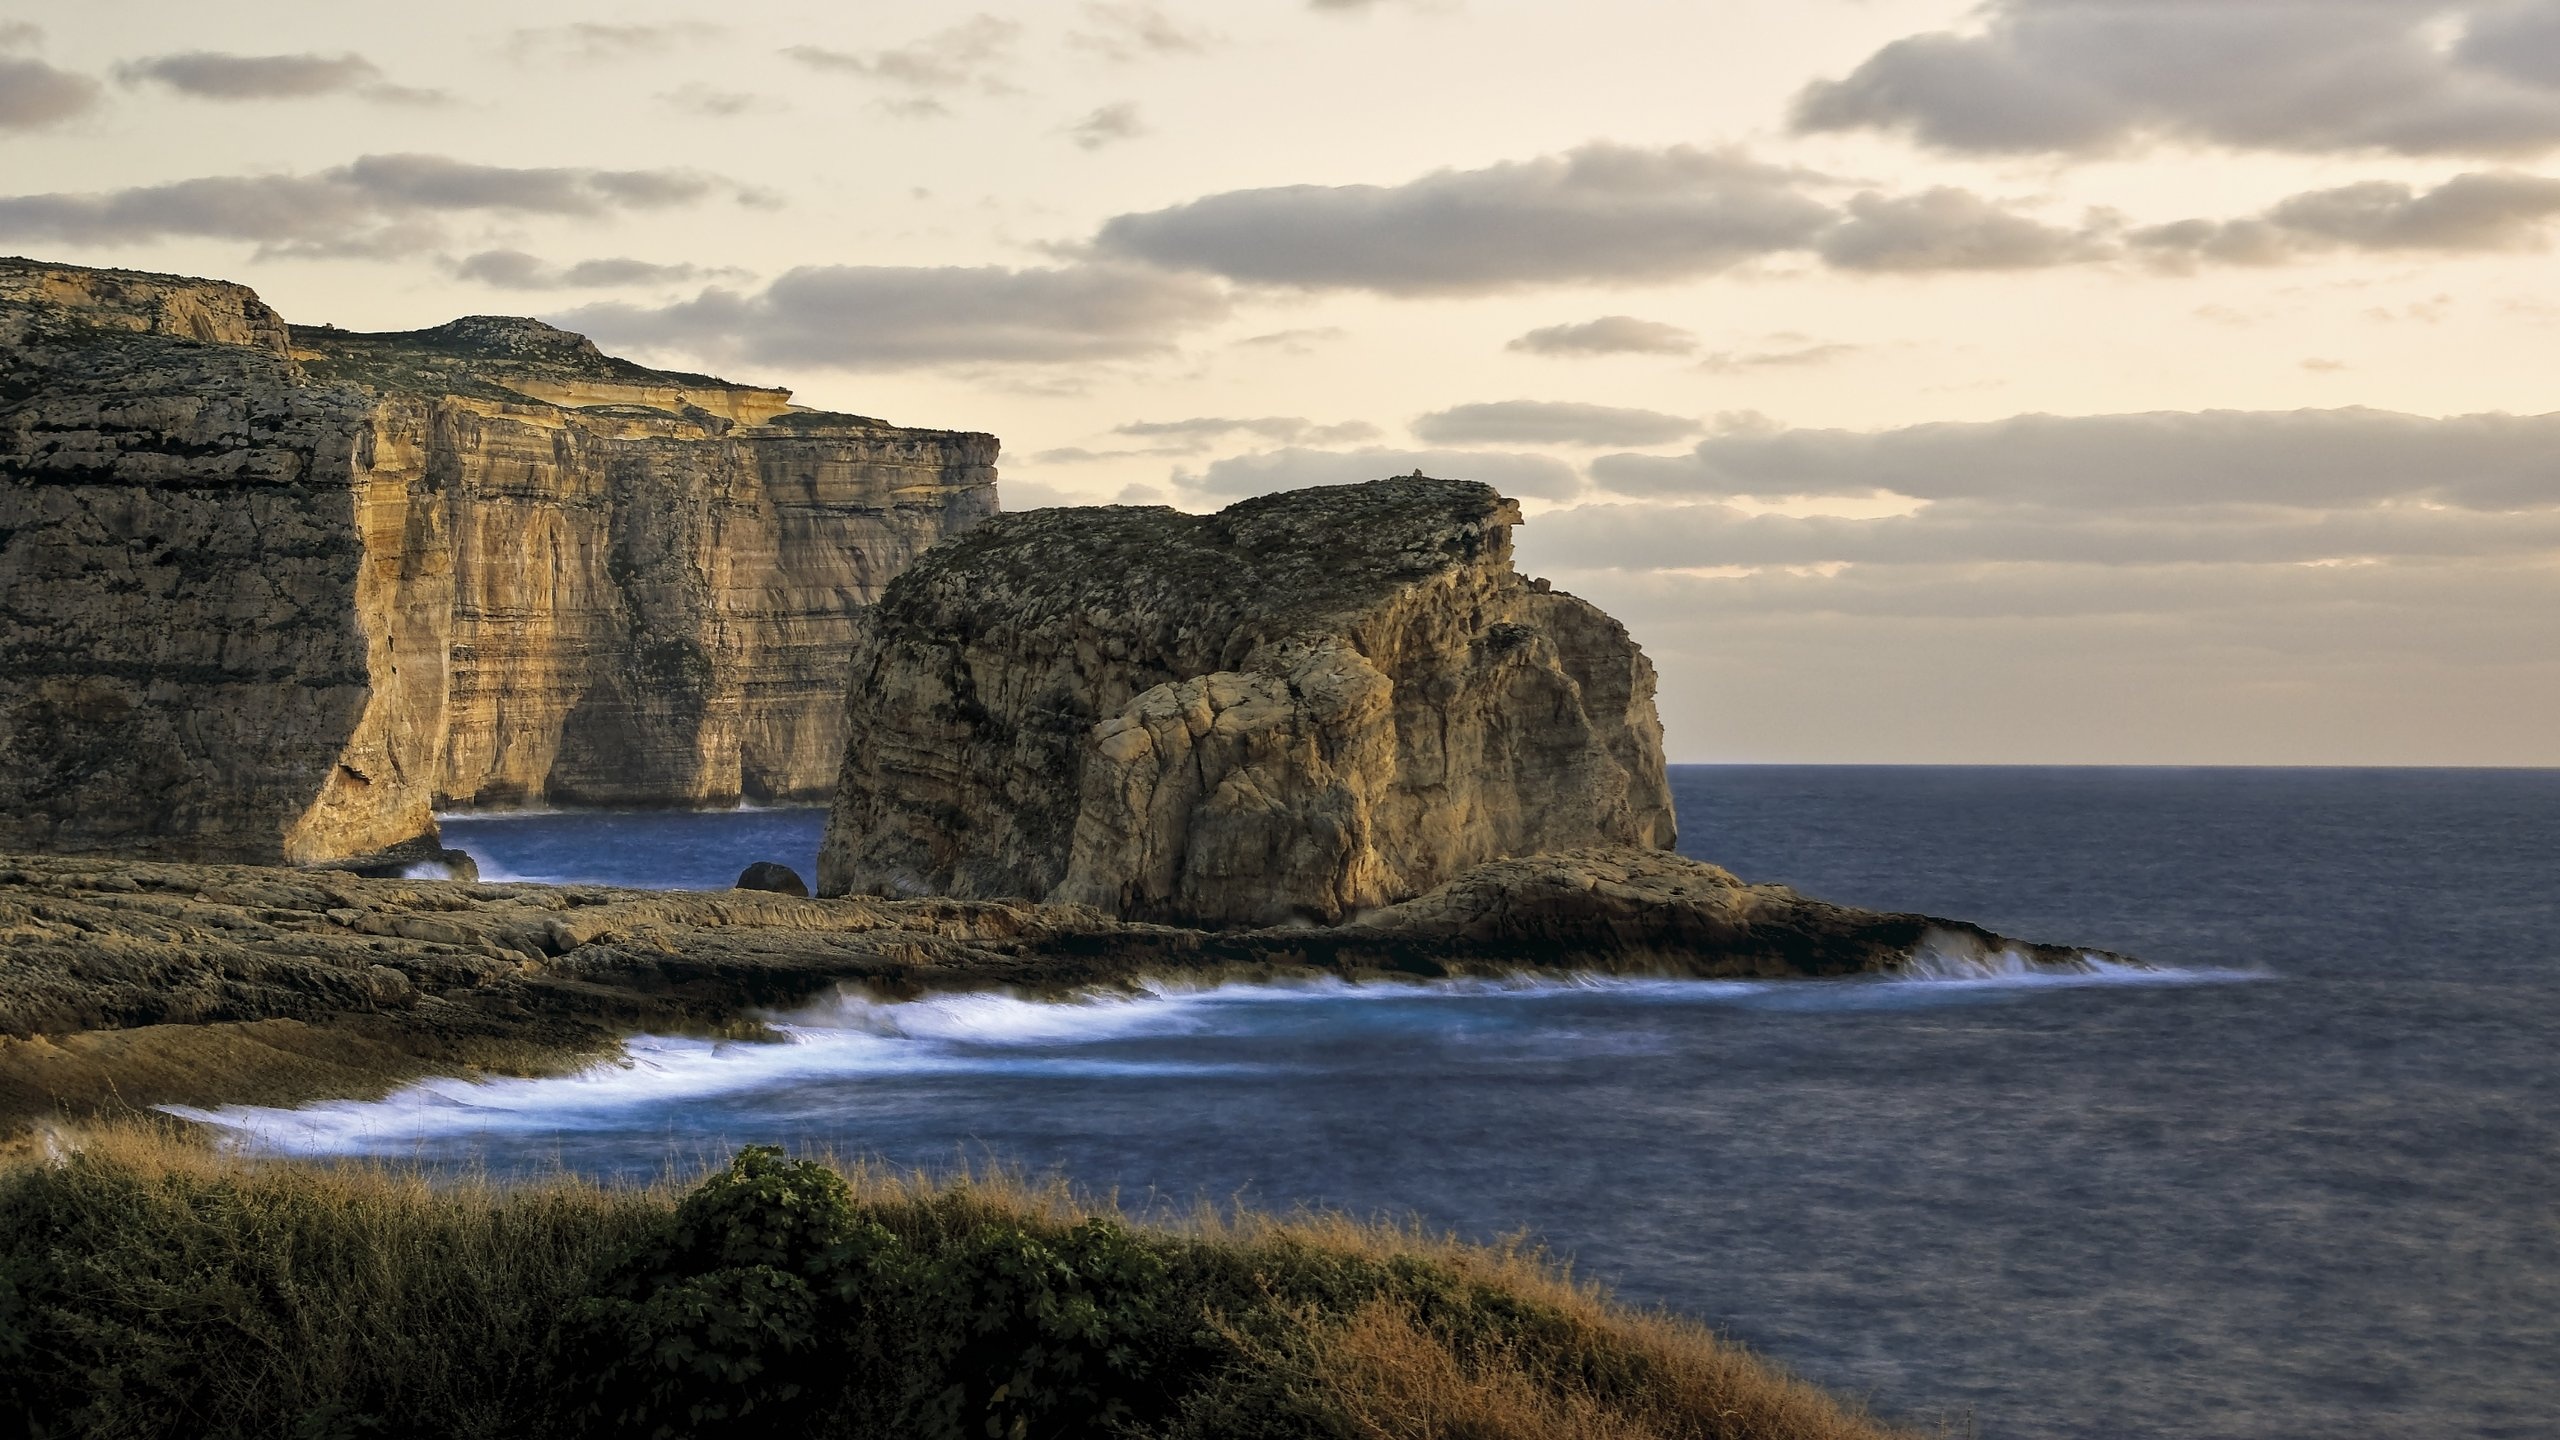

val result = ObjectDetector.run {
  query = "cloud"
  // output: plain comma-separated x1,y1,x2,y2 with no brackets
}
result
450,250,731,289
1232,326,1346,352
785,16,1019,103
1069,4,1216,61
0,154,741,257
2131,170,2560,264
1183,447,1586,501
1412,400,1699,448
1794,0,2560,158
1092,143,1838,294
660,84,777,118
0,55,101,131
1509,316,1698,356
1116,416,1382,447
1816,187,2108,271
114,51,443,104
508,24,720,62
1091,141,2560,294
1695,339,1860,373
1533,497,2560,572
1065,101,1146,149
1510,402,2560,762
1593,406,2560,513
556,261,1231,369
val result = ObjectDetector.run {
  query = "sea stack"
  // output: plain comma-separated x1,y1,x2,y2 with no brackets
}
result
819,477,1678,926
0,258,998,868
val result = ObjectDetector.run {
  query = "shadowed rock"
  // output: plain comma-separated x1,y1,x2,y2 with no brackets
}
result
820,478,1675,927
0,257,998,869
734,861,810,897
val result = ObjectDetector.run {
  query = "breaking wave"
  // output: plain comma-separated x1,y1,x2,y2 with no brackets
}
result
164,961,2263,1157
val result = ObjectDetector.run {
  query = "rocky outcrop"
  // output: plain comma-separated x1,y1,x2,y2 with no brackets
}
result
820,479,1676,926
0,848,2120,1130
0,257,997,867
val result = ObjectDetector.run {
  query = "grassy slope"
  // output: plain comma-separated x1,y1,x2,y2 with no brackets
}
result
0,1126,1912,1440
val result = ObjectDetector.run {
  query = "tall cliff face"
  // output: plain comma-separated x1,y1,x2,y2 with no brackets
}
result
818,478,1676,926
0,257,998,865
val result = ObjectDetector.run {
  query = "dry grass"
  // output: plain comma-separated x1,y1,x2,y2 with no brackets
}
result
0,1122,1915,1440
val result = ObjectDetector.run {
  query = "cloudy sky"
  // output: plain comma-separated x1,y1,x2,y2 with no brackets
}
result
9,0,2559,764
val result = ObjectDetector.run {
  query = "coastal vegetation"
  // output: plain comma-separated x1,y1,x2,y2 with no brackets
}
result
0,1125,1908,1440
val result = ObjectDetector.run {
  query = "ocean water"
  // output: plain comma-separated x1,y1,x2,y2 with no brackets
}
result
193,768,2560,1439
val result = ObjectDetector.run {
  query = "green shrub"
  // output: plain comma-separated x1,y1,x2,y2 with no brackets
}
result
0,1131,1907,1440
559,1145,907,1438
900,1215,1176,1440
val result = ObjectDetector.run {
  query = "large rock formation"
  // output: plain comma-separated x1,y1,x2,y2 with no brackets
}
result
0,257,997,867
820,478,1676,926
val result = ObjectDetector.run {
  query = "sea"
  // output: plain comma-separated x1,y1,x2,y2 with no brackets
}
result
179,767,2560,1440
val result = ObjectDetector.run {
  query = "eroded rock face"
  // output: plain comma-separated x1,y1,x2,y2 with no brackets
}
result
0,258,998,865
819,478,1676,926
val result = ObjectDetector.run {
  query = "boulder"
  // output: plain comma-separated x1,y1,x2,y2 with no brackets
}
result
734,861,811,897
820,478,1676,926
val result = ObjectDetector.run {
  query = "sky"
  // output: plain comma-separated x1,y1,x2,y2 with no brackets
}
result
5,0,2558,764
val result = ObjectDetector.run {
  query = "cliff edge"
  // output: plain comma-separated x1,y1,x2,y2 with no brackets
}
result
0,257,998,868
820,478,1676,926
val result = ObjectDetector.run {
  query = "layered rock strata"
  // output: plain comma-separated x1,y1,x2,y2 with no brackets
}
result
820,479,1677,926
0,258,997,867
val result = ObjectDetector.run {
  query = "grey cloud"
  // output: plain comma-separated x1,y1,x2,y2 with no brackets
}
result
1070,4,1215,61
556,262,1231,369
1538,555,2560,634
1695,340,1860,373
1091,141,2560,294
115,51,442,104
0,155,738,257
1412,400,1699,448
660,85,775,118
786,16,1018,94
1117,416,1382,447
2462,2,2560,88
2134,171,2560,263
1066,102,1146,149
1507,403,2560,762
451,249,728,289
1530,498,2560,571
509,24,719,62
1509,316,1698,356
1817,187,2109,271
1233,326,1346,352
1184,447,1586,501
0,55,101,130
1592,406,2560,511
0,23,42,48
1092,144,1838,295
1794,0,2560,157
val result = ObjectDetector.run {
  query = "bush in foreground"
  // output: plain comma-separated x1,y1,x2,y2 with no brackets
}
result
0,1127,1907,1440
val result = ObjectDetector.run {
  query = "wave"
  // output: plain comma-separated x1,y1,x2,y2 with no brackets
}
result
165,964,2265,1155
1895,928,2265,988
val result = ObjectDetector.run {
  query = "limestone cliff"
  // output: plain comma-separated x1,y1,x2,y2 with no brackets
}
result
819,478,1676,926
0,257,997,867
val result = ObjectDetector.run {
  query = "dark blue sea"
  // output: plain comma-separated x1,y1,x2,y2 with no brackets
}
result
189,768,2560,1439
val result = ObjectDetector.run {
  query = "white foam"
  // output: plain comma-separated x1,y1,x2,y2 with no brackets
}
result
1894,928,2265,989
163,966,2262,1155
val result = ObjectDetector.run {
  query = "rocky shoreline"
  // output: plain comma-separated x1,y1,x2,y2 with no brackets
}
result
0,847,2108,1135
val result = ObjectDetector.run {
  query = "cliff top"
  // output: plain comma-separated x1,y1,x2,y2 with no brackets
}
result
0,254,292,354
0,256,977,435
288,315,754,395
877,477,1523,642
